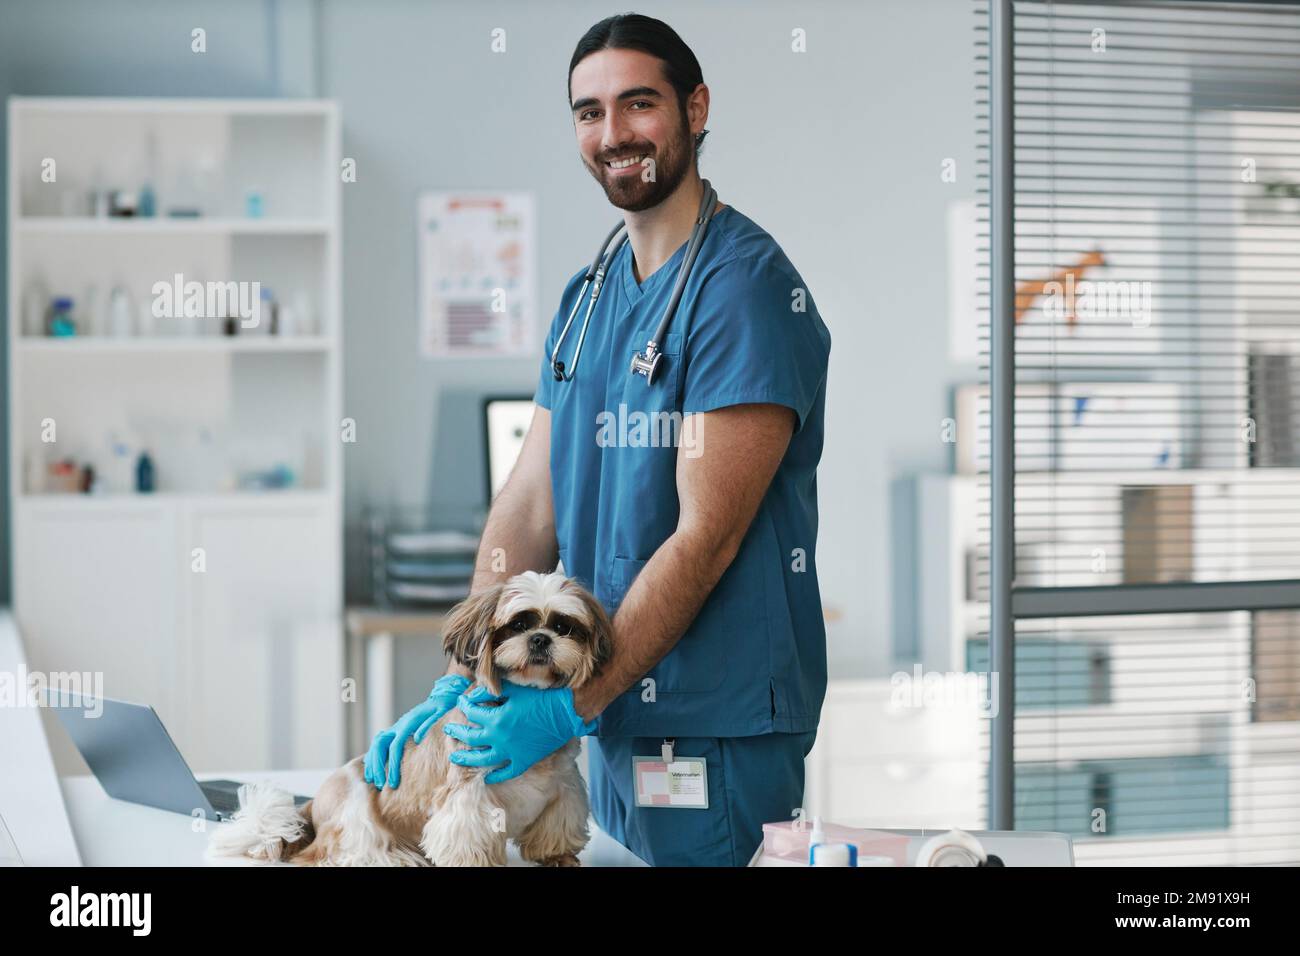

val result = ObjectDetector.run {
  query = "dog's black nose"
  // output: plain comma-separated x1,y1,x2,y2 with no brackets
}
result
528,632,552,651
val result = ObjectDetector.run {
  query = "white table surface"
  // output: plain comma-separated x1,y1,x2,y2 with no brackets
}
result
753,827,1074,866
59,769,649,867
60,770,1073,866
11,598,1069,870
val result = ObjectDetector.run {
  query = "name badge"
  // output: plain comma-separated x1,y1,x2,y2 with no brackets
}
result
633,756,709,809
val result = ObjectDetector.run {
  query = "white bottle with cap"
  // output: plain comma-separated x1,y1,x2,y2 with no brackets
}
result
807,816,859,867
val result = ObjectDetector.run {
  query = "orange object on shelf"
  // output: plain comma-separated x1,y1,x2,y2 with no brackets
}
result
1014,248,1106,328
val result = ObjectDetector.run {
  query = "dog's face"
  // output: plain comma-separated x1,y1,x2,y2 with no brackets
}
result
442,571,614,696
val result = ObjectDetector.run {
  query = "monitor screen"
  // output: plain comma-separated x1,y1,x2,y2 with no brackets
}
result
484,398,534,502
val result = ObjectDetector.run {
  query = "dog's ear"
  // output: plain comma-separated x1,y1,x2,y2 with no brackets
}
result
572,584,616,677
442,584,504,696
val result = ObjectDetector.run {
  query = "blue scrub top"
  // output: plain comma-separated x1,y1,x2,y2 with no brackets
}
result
535,204,831,738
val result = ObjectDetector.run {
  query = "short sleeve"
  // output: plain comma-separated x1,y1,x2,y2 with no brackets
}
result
681,259,830,432
534,337,556,409
534,266,589,409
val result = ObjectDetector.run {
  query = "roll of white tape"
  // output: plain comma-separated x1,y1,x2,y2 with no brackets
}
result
915,829,988,867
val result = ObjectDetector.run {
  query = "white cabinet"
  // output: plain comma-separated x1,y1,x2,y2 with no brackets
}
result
16,499,180,773
16,495,343,773
183,499,341,770
8,99,344,774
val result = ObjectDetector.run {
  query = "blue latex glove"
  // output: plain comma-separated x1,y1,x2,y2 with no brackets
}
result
364,673,471,790
443,680,597,784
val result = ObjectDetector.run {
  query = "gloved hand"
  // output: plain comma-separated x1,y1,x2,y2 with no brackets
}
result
443,680,597,784
363,673,471,790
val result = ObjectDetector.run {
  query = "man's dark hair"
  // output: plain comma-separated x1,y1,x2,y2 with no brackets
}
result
568,13,709,158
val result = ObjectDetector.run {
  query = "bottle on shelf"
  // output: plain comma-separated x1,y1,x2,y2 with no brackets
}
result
263,287,279,336
138,128,158,218
45,297,77,337
83,282,104,336
138,183,156,218
135,450,155,493
108,434,134,494
290,290,315,336
108,286,134,338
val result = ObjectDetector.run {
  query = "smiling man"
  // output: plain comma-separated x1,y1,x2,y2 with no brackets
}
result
366,12,832,867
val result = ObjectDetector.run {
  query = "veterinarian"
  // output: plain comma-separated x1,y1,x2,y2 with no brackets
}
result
365,13,831,867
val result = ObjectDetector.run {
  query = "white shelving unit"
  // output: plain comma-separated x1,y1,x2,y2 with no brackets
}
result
7,97,345,772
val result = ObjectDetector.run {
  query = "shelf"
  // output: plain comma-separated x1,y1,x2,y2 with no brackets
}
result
16,217,330,235
17,489,335,512
9,97,337,116
948,467,1300,484
16,336,331,354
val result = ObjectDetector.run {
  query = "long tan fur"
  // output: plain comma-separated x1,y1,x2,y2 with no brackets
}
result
208,571,613,867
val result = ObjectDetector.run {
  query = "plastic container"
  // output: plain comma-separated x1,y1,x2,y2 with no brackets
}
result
755,819,910,867
46,297,76,337
108,286,134,338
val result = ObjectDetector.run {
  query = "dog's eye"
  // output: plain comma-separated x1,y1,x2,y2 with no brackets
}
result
554,621,571,635
511,619,529,632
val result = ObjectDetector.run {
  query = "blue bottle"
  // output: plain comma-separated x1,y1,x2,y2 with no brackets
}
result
135,451,155,493
47,297,77,337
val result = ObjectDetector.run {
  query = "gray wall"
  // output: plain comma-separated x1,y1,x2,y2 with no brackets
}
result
1,0,978,692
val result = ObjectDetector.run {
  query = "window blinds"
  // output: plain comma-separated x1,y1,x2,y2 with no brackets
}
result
975,0,1300,864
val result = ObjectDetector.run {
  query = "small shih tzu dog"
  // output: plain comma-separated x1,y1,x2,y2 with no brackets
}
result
209,570,613,866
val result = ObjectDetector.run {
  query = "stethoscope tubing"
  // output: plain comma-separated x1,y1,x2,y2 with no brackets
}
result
550,220,627,382
650,181,717,350
551,179,716,384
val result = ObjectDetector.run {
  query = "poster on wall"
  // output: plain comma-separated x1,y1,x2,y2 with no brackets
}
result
418,191,536,357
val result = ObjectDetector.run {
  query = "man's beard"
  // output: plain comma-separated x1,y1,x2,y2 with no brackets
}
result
588,115,693,212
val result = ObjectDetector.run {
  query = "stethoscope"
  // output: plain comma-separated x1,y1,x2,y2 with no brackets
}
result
550,179,719,386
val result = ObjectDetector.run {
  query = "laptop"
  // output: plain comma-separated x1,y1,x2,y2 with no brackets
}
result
48,692,309,822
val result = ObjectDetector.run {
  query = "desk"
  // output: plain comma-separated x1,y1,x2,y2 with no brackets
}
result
13,604,1069,869
60,769,649,866
344,606,450,756
60,770,1072,867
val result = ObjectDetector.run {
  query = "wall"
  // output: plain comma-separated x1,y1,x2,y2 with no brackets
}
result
1,0,979,702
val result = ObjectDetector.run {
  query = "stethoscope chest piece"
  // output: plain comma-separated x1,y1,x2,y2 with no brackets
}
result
629,345,664,383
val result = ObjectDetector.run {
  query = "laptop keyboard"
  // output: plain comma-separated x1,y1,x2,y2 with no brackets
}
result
201,786,241,813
